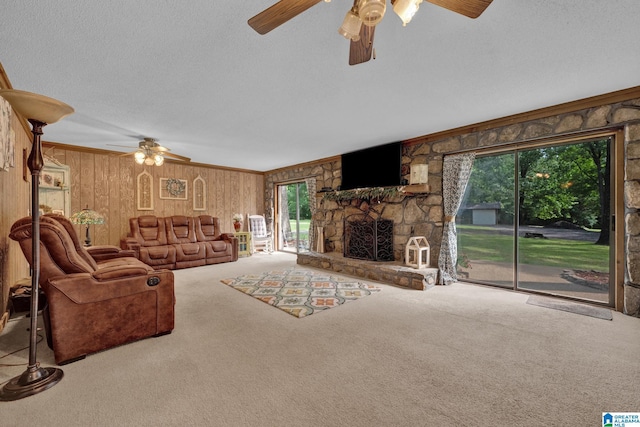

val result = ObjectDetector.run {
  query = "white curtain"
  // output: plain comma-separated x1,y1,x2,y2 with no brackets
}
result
305,178,316,251
438,152,476,284
279,185,291,246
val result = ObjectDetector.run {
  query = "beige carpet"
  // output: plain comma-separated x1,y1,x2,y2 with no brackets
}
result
1,252,639,426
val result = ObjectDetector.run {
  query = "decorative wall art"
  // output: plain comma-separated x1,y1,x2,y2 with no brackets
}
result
193,175,206,211
410,163,429,185
159,177,187,200
40,166,66,188
137,171,154,210
0,96,11,171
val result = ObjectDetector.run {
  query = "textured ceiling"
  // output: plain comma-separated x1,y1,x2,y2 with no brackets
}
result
1,0,640,171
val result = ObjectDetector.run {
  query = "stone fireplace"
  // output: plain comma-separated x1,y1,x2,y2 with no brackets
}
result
344,214,394,261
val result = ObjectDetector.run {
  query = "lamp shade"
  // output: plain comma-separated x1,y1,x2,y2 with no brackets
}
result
0,89,74,124
70,207,105,225
134,150,146,164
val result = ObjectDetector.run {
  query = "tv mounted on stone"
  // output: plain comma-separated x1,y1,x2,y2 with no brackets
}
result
340,142,403,191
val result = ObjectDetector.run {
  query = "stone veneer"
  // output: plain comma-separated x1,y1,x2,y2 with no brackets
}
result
297,252,438,291
265,96,640,317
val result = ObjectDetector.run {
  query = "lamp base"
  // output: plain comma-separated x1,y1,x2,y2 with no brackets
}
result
0,365,63,401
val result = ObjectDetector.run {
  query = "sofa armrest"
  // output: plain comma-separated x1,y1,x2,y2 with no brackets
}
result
48,269,174,305
120,237,140,257
87,245,137,262
92,265,154,281
220,233,235,241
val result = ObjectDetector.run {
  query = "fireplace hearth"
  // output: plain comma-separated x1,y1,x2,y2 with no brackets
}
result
344,215,394,261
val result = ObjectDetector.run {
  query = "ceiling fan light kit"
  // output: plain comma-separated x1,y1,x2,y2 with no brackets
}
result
358,0,387,27
248,0,493,65
339,8,362,41
124,137,193,166
392,0,423,26
134,149,164,166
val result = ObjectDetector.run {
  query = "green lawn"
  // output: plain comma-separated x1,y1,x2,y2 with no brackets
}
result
457,225,609,271
288,219,310,234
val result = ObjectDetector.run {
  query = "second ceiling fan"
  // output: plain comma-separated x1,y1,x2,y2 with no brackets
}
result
248,0,493,65
112,138,191,166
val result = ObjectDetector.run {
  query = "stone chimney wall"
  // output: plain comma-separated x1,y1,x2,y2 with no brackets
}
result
265,96,640,317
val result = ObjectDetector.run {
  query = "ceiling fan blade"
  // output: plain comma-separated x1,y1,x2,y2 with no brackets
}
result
118,151,138,157
349,25,375,66
107,143,138,149
426,0,493,18
163,152,191,162
248,0,323,35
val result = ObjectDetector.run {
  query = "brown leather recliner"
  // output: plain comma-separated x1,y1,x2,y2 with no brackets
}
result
165,215,207,269
124,215,177,269
45,213,139,265
9,215,175,365
195,215,238,264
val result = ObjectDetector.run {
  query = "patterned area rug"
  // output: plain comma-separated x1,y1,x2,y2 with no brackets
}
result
221,269,381,318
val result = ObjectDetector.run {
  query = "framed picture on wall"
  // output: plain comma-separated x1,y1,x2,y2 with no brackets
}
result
159,177,188,200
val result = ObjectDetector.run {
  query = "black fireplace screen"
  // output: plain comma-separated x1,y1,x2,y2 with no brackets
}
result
344,215,394,261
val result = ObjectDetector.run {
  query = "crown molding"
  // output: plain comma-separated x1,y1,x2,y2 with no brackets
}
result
405,85,640,147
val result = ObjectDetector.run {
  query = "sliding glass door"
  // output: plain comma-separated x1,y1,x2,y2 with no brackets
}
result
457,137,613,305
456,153,515,287
277,182,310,254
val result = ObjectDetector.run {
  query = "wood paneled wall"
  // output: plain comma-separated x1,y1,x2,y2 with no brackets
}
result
0,126,264,331
42,144,265,247
0,107,32,331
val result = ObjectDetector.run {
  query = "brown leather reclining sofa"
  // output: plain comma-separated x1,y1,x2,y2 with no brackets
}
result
121,215,238,269
10,214,175,365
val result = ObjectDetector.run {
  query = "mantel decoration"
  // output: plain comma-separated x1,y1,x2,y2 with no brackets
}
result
70,205,105,246
0,88,74,401
233,213,243,231
322,186,404,202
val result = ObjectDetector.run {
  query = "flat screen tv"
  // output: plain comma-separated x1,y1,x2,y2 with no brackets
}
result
340,142,403,191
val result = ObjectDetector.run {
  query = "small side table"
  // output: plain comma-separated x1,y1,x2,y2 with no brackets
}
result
235,232,252,257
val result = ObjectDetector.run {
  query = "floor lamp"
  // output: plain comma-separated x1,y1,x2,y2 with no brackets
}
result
0,89,74,401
